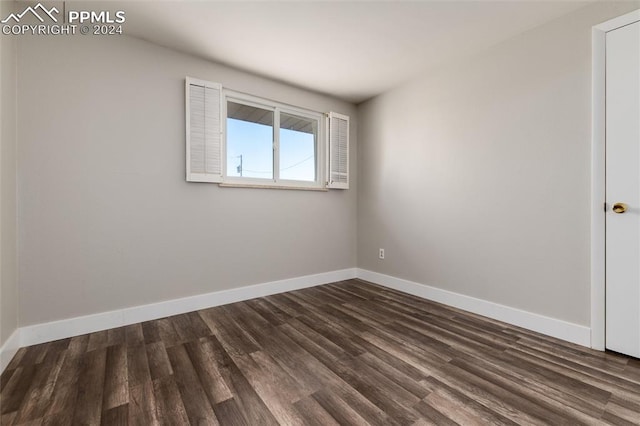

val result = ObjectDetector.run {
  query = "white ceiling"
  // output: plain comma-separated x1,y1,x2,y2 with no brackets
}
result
75,1,593,103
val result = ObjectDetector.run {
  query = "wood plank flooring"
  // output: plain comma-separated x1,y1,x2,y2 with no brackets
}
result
1,279,639,425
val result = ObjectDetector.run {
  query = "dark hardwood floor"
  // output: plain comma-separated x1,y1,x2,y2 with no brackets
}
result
1,279,639,425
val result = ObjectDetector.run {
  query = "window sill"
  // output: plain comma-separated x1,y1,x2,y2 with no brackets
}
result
218,183,328,192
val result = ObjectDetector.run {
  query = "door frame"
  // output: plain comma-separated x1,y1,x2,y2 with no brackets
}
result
591,9,640,351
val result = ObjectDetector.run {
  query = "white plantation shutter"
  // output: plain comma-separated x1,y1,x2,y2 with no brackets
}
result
327,112,349,189
186,78,222,183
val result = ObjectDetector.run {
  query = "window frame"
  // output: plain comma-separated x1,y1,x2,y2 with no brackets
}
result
222,90,325,189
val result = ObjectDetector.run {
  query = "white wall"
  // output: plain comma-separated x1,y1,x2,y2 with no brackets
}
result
17,34,357,326
0,0,19,349
357,1,639,327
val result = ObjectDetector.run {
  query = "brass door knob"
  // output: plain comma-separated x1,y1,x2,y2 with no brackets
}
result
613,202,628,214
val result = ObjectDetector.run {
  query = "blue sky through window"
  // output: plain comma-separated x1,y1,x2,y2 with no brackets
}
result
226,118,316,181
227,118,273,179
280,127,315,181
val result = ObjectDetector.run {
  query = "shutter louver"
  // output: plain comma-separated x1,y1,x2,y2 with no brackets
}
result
328,112,349,189
186,78,222,183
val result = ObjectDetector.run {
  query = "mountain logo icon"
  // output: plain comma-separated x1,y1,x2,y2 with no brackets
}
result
1,3,59,24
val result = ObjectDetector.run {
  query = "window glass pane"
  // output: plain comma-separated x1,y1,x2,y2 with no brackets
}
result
226,101,273,179
279,112,317,182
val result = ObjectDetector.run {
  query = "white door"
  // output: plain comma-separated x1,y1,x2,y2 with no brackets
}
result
605,19,640,358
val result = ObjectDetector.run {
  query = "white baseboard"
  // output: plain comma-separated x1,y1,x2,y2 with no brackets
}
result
0,329,20,373
18,268,357,349
356,269,591,347
3,266,592,375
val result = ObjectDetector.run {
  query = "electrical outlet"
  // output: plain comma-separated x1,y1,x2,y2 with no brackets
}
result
379,248,385,259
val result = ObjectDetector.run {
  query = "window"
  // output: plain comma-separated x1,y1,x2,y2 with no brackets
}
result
279,112,317,182
226,101,275,180
186,77,349,190
224,97,320,186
